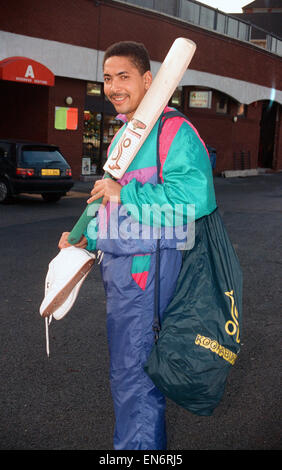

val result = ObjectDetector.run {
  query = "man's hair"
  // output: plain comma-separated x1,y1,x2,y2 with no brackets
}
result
103,41,151,75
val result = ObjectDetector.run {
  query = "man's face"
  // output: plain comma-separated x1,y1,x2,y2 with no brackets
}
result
103,55,152,121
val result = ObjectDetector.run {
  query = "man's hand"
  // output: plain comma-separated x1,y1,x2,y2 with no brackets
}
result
58,179,121,251
58,232,87,250
87,178,122,206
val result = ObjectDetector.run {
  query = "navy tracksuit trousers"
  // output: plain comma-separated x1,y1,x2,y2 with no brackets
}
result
100,249,182,450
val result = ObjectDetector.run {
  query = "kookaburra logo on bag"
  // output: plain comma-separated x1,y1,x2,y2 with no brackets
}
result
195,289,240,365
224,290,240,343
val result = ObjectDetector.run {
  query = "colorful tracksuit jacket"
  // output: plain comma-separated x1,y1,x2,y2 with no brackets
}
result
85,106,217,450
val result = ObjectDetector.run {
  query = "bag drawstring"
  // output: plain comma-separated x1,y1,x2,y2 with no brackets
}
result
45,316,52,357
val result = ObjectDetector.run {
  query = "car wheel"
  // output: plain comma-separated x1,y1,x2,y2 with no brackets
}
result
0,178,12,203
41,193,63,202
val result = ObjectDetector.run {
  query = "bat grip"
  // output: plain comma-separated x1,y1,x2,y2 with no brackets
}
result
67,173,112,245
67,197,103,245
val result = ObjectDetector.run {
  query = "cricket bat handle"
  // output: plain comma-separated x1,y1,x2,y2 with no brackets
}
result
67,173,113,244
67,197,103,245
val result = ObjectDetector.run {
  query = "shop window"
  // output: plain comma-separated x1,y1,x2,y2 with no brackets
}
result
102,115,122,166
83,111,101,174
87,82,102,97
169,87,183,108
216,96,229,114
83,110,122,175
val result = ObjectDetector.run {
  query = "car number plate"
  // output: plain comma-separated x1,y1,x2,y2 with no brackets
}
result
41,169,60,176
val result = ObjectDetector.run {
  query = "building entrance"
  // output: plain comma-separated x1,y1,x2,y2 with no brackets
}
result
0,80,50,142
258,100,279,169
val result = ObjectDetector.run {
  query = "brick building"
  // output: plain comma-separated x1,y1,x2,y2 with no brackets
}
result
0,0,281,178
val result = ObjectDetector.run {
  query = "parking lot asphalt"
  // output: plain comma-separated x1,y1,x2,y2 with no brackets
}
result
0,172,281,451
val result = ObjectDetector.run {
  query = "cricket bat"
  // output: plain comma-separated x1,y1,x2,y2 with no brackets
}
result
68,37,196,245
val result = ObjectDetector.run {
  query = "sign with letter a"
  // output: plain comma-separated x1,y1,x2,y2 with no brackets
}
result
0,57,54,86
25,65,35,79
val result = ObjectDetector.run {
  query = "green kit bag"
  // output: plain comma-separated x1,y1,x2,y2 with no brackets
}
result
144,208,243,416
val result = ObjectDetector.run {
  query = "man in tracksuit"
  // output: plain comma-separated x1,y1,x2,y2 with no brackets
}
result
59,41,216,450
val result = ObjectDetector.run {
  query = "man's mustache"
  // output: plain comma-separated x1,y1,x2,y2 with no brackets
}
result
109,93,128,99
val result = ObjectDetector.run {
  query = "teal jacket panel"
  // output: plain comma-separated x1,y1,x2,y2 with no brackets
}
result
120,119,217,223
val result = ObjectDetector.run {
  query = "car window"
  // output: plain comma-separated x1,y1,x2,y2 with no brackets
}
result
21,146,68,165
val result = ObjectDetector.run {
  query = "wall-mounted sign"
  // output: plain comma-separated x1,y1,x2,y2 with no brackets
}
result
0,56,54,86
55,107,78,130
189,91,212,108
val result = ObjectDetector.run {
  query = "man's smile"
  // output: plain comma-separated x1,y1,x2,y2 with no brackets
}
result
110,94,129,104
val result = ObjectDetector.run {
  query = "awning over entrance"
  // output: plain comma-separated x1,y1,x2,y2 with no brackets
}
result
0,56,54,86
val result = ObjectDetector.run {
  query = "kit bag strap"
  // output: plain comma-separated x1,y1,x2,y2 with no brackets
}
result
152,115,162,342
153,110,184,342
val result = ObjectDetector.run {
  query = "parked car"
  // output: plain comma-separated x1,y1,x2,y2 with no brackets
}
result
0,140,74,203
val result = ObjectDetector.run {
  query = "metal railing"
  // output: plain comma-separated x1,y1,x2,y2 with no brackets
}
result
113,0,282,56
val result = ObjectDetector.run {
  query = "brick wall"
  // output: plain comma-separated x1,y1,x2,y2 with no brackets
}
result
0,0,280,90
0,0,281,174
47,77,86,178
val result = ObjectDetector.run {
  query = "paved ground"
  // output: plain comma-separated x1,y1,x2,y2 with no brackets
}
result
0,173,281,450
